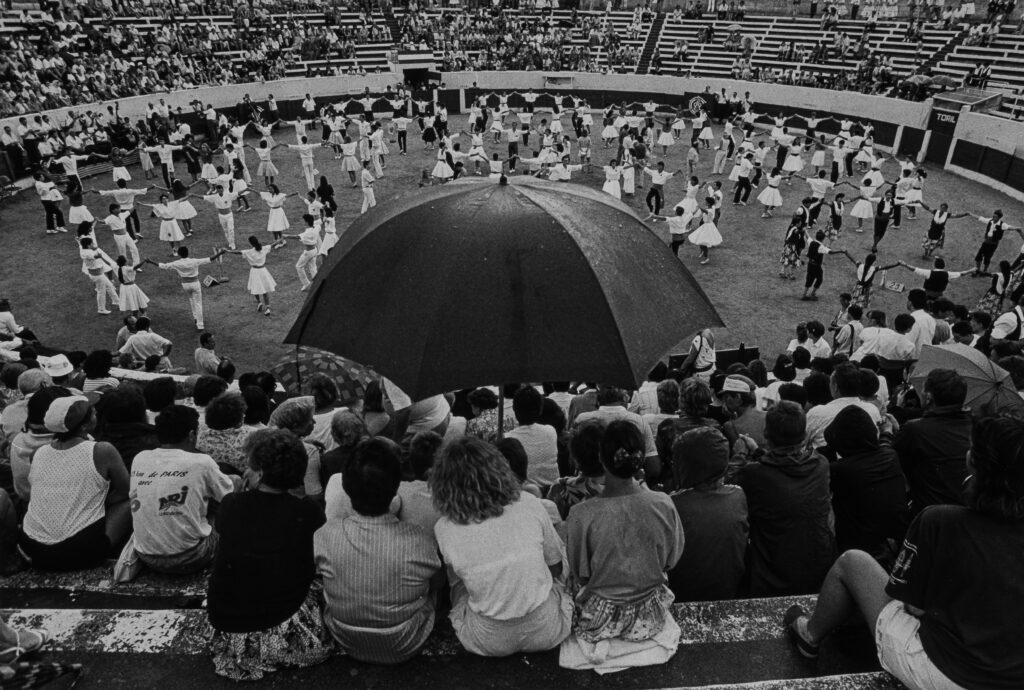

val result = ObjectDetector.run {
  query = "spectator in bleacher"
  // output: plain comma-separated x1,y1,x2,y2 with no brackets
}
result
193,332,223,376
197,392,252,473
894,368,972,517
668,427,748,601
129,405,235,575
207,428,330,681
142,376,177,425
720,374,767,452
506,386,559,491
19,395,131,571
822,407,908,560
395,430,444,536
574,385,661,478
548,420,606,521
0,369,51,442
93,385,159,470
735,401,836,596
432,437,572,657
784,416,1024,688
318,410,367,487
804,363,883,449
191,374,229,425
118,317,173,370
307,373,343,452
316,437,442,664
269,397,323,500
9,386,73,505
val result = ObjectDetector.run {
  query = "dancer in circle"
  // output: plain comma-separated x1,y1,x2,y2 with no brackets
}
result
155,178,201,238
147,246,227,331
848,175,878,232
138,193,184,255
823,193,848,242
971,210,1020,275
359,160,377,214
281,214,322,291
656,118,676,155
95,180,151,239
975,261,1013,319
779,221,807,280
224,235,279,316
842,252,900,309
688,197,723,265
340,135,362,187
229,159,253,212
757,167,784,218
287,136,322,192
919,202,971,259
194,184,240,249
602,160,623,200
100,203,141,266
801,231,851,301
246,140,283,187
115,255,149,317
33,171,66,234
432,142,455,184
79,237,119,315
258,184,298,246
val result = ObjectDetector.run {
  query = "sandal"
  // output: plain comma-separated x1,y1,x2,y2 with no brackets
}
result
0,628,50,664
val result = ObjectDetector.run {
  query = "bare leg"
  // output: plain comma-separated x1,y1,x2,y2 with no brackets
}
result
104,499,132,554
805,550,893,643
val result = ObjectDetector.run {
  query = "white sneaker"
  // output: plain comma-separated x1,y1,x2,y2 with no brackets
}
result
45,229,58,234
57,227,68,233
97,309,112,315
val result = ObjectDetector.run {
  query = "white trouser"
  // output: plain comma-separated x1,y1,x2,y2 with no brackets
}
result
90,273,119,311
361,187,376,213
113,233,140,265
296,249,318,287
181,280,204,328
371,151,384,177
217,213,236,248
301,161,315,190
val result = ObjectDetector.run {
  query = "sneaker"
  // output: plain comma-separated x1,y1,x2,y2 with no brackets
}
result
97,309,112,315
783,605,820,659
700,257,709,264
46,229,58,234
257,303,264,312
196,324,205,331
57,227,68,233
264,308,272,316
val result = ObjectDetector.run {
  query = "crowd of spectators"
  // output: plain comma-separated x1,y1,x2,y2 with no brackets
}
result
1,275,1023,683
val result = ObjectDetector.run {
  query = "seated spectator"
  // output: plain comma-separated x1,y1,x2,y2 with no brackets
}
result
464,387,513,442
0,363,27,410
269,398,322,500
197,392,252,473
762,354,797,409
131,406,235,574
736,401,836,595
9,386,73,503
193,332,222,376
396,430,444,535
823,407,908,560
574,385,660,478
668,427,748,601
118,317,172,369
539,398,571,478
561,420,684,671
19,396,131,570
642,379,680,437
316,438,442,664
505,386,559,490
1,369,51,441
319,410,367,487
805,363,882,448
548,420,605,520
94,385,159,470
792,346,812,382
307,373,342,451
191,375,229,428
81,349,119,394
784,417,1024,688
628,362,668,415
894,368,971,517
240,385,271,428
207,428,330,681
431,437,572,657
361,380,390,436
719,374,767,450
567,383,599,425
142,376,178,425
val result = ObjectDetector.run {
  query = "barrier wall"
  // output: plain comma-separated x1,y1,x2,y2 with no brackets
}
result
4,70,1023,201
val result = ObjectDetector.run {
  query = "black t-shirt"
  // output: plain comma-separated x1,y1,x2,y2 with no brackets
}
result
886,505,1024,688
668,485,749,601
207,490,326,633
828,443,908,553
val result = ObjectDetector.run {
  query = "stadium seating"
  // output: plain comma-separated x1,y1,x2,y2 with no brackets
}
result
931,27,1024,118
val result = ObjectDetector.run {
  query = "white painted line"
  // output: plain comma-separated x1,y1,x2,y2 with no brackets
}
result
659,672,900,690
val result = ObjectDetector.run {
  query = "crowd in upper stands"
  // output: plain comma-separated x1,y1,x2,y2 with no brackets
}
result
2,274,1024,683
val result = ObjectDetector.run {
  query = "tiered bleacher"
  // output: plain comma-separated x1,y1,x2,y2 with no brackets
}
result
932,26,1024,118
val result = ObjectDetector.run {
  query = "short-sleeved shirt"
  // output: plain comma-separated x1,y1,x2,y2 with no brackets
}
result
574,406,658,459
158,257,210,280
119,331,171,360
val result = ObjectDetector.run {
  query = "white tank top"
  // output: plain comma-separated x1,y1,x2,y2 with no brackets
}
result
23,440,109,544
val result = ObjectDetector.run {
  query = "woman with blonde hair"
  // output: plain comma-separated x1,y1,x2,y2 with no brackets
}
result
431,437,572,657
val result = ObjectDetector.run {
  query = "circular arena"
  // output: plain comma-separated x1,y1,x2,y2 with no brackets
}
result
1,0,1024,687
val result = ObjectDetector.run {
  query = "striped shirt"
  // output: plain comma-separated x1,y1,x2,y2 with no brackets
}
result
315,514,440,663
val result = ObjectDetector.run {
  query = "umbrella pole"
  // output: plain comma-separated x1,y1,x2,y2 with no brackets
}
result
497,387,505,441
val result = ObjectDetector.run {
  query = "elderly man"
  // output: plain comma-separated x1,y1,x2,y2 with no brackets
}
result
119,317,173,369
193,332,223,376
574,384,661,478
804,363,882,449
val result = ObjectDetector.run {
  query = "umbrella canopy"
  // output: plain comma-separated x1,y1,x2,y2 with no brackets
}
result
726,23,743,30
285,177,724,400
931,74,960,88
904,74,932,85
268,345,379,404
910,344,1024,413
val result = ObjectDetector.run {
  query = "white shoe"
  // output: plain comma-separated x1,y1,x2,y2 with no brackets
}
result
97,309,112,315
45,229,58,234
57,227,67,233
300,284,311,292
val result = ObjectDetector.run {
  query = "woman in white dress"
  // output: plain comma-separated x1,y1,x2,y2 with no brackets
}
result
67,190,94,227
602,161,623,199
247,141,283,186
674,176,701,215
849,177,878,231
340,136,361,187
770,114,787,141
138,194,184,254
697,112,714,148
318,209,338,258
225,235,278,315
656,119,675,154
259,184,297,245
688,198,723,264
600,111,619,148
905,169,926,221
115,255,149,316
328,115,347,156
671,109,687,139
620,148,636,197
854,136,875,172
432,143,455,183
782,139,806,183
757,168,785,218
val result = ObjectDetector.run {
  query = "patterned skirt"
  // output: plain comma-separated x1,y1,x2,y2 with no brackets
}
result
976,291,1005,320
824,215,842,242
851,283,873,309
779,244,801,268
573,585,675,644
210,589,333,681
922,231,945,254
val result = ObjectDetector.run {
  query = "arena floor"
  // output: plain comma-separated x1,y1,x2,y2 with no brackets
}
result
3,116,1023,375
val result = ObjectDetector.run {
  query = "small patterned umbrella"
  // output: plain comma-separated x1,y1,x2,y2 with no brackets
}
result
268,346,378,405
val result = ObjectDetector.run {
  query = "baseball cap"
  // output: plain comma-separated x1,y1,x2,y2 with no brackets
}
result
43,396,92,433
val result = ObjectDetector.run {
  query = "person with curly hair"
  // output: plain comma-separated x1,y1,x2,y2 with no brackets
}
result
561,420,685,671
269,397,322,500
784,416,1024,688
431,437,572,657
197,392,252,473
207,427,330,681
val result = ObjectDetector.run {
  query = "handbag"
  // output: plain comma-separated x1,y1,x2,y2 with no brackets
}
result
113,534,144,583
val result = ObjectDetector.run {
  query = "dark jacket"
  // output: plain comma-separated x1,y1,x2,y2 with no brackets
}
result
893,406,972,517
737,444,836,596
668,484,749,601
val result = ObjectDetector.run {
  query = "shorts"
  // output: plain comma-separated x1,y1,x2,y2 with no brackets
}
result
19,518,110,571
875,600,965,690
138,532,219,575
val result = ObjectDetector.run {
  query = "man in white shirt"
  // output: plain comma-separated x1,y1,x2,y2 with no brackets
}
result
804,362,882,448
546,383,574,416
393,115,411,155
574,385,660,477
851,311,916,362
505,387,559,489
628,364,668,416
97,180,150,239
906,288,936,358
149,247,225,331
119,316,173,367
547,155,583,182
282,214,322,290
130,405,235,574
197,186,240,249
287,136,321,191
194,331,223,375
100,203,140,265
642,162,678,216
360,161,376,214
732,152,755,204
833,304,864,357
991,292,1024,342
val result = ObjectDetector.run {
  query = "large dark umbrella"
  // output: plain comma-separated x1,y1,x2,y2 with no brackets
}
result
285,177,724,400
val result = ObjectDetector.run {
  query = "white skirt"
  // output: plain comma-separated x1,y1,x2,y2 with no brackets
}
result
257,161,279,177
319,232,338,256
855,149,874,163
231,179,249,194
905,189,923,205
172,199,197,220
159,219,184,242
728,165,741,182
770,126,783,140
582,113,594,126
550,121,563,134
468,146,487,160
119,284,149,312
489,120,504,133
601,125,619,139
671,119,686,132
342,155,361,172
811,150,826,167
602,180,621,199
699,126,714,140
757,186,783,207
247,266,277,295
329,131,346,146
689,222,723,246
112,166,131,182
432,161,454,179
69,206,94,225
850,199,875,219
622,168,635,195
267,207,289,233
675,197,699,214
657,132,675,146
201,163,219,180
782,155,805,172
